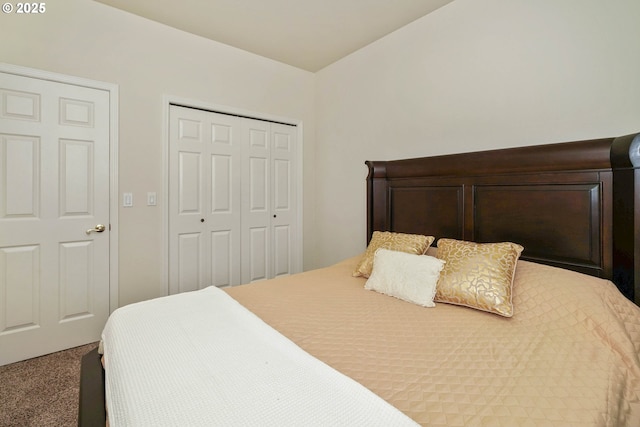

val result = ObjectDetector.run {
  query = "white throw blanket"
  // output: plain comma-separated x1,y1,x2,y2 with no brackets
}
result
102,286,418,426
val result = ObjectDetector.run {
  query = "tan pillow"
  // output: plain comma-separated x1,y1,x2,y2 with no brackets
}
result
353,231,435,278
435,238,524,317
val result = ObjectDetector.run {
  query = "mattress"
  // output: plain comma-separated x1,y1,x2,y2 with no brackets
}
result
226,256,640,426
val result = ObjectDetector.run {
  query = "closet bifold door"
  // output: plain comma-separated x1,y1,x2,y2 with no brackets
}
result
169,106,242,293
169,105,299,293
269,122,298,280
240,119,298,284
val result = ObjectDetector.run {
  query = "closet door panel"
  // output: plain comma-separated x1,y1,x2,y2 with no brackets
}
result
169,106,241,293
211,154,231,212
209,116,242,288
273,225,291,277
248,226,268,282
170,106,209,294
270,124,297,277
242,119,271,283
177,233,201,293
211,230,233,287
249,157,268,211
178,152,201,214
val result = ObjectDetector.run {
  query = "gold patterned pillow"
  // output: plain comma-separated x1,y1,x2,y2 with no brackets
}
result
353,231,435,278
435,238,524,317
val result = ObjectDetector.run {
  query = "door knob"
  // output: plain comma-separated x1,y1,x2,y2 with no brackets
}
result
86,224,106,235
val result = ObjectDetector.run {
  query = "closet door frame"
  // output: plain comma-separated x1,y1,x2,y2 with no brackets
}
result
162,95,303,294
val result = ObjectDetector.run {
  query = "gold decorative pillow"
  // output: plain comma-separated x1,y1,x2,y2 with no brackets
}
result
435,238,524,317
353,231,435,278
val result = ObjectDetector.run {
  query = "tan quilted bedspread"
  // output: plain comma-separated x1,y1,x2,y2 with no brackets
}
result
226,256,640,427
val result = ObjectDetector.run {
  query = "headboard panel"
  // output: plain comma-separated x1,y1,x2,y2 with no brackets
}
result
366,133,640,305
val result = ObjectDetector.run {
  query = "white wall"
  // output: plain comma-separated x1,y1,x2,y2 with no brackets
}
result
0,0,315,306
314,0,640,267
3,0,639,302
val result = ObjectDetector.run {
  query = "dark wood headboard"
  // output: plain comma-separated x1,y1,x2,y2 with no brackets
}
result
366,132,640,305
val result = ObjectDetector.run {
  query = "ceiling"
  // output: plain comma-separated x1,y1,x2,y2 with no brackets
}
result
94,0,455,72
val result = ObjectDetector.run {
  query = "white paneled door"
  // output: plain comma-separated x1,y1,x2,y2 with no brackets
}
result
169,105,299,294
241,120,298,283
169,106,242,293
0,71,111,366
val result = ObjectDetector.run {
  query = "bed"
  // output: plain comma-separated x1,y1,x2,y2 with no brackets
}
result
79,132,640,426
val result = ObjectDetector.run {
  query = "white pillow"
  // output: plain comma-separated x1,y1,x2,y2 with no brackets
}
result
365,248,445,307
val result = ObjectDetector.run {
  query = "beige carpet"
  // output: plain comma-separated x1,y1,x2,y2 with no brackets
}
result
0,342,99,427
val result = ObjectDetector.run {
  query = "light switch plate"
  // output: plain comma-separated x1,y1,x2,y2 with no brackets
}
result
123,192,133,207
147,192,157,206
